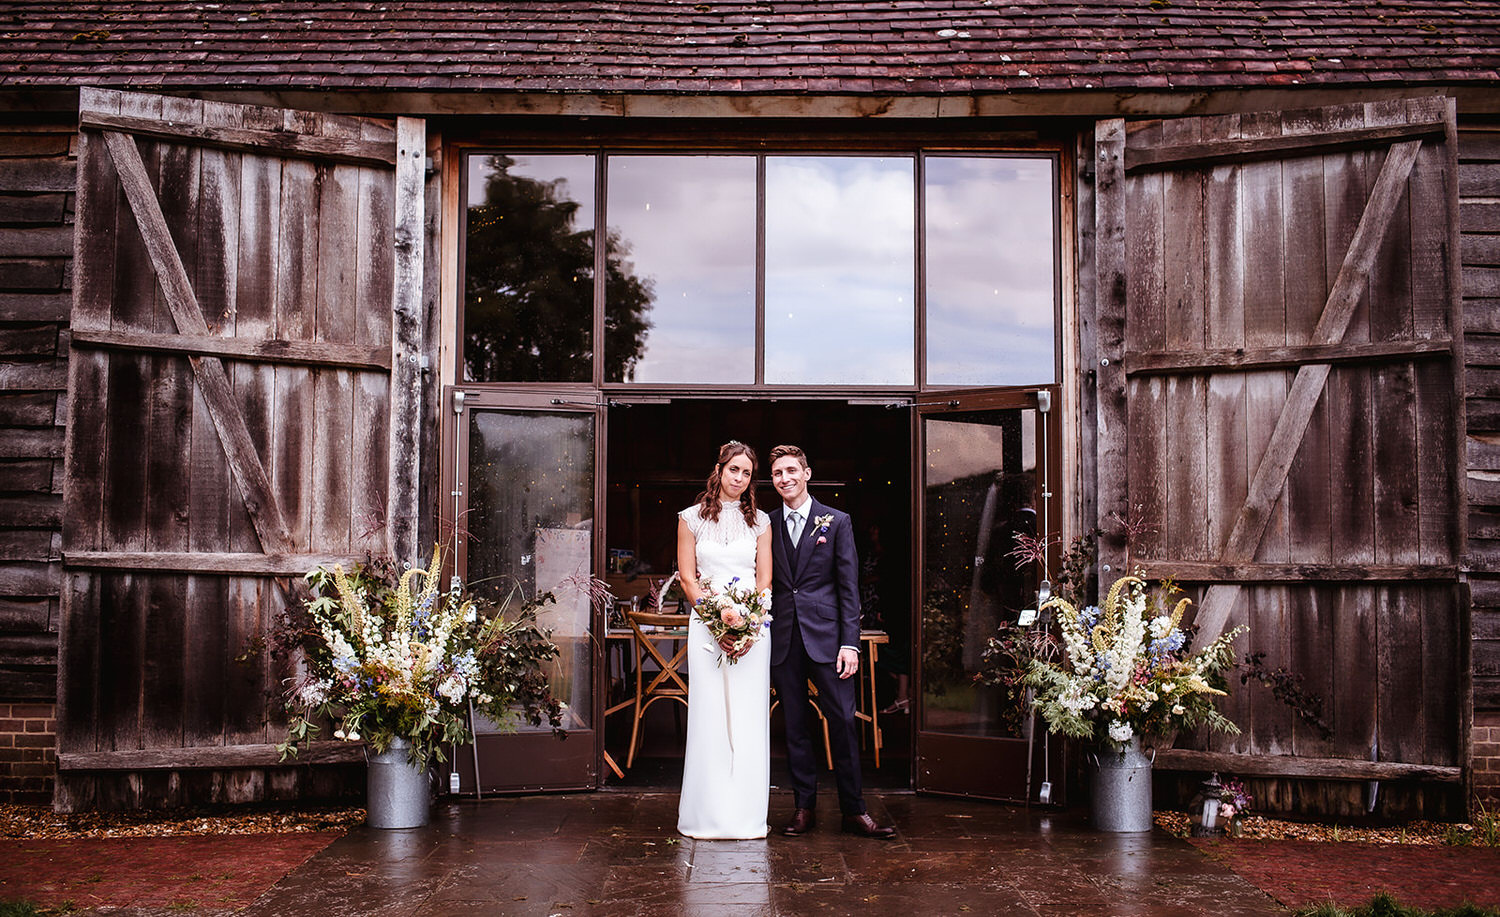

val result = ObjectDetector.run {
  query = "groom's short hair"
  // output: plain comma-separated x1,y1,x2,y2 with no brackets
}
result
769,445,809,469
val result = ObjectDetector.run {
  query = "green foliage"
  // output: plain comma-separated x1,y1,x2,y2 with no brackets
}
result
1295,893,1500,917
0,901,44,917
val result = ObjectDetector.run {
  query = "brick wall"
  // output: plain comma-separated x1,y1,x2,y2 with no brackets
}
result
0,701,56,805
1475,712,1500,807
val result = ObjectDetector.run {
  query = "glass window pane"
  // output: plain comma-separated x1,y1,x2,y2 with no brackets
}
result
925,157,1057,385
466,408,595,731
605,156,756,383
765,157,915,385
921,408,1037,738
464,154,595,382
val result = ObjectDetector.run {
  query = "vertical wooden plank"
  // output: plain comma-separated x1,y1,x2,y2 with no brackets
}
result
1325,110,1378,569
1373,360,1420,564
1377,584,1424,764
1205,588,1254,755
354,117,396,557
1369,104,1416,345
1289,584,1337,759
1332,586,1379,761
1283,108,1333,567
226,103,279,556
56,573,100,755
1248,585,1294,756
313,113,359,554
141,96,195,760
1161,118,1209,563
101,94,163,560
188,101,239,555
181,574,226,748
223,577,266,746
1124,120,1167,564
141,573,186,750
65,96,118,555
1093,119,1129,577
274,107,317,556
1126,376,1165,563
1203,114,1248,561
97,574,143,752
1240,111,1291,566
386,117,425,565
1421,585,1461,765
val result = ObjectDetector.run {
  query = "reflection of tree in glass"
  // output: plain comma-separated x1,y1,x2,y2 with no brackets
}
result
464,156,653,381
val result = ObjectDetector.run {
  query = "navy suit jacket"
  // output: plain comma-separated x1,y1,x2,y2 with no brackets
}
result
769,498,862,666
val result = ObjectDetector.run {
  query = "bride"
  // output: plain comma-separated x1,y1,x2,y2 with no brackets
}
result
675,440,773,839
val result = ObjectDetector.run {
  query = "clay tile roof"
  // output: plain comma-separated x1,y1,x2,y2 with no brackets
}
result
1,0,1497,94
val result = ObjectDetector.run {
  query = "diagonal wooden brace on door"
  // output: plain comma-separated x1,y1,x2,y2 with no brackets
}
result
1190,138,1424,649
100,129,297,558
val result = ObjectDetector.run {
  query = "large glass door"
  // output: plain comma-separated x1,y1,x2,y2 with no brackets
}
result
446,387,603,791
914,388,1063,800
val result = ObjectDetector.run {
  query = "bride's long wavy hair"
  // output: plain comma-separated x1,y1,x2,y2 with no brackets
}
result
695,440,759,526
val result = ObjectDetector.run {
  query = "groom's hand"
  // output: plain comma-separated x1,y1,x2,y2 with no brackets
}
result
836,647,859,679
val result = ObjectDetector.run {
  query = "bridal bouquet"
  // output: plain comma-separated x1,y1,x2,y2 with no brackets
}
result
276,547,565,768
693,576,773,666
1026,574,1244,749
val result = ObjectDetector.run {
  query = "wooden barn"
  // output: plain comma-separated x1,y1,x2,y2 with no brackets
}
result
0,0,1498,816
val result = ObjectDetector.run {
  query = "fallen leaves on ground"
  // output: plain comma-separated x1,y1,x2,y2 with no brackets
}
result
1,803,364,839
1155,810,1487,846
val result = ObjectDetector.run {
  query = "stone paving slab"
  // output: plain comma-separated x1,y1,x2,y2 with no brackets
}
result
236,793,1286,917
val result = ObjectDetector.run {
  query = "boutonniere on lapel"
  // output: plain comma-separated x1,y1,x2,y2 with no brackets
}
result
813,514,834,545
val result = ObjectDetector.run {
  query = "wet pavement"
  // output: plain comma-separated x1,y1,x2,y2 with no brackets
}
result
240,791,1288,917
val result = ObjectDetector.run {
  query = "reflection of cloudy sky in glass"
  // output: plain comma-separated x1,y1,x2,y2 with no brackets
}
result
926,157,1056,385
765,157,915,385
606,156,756,383
925,410,1036,487
467,153,595,227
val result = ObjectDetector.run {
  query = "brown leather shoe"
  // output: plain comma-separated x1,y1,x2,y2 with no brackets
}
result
782,807,816,837
840,812,896,839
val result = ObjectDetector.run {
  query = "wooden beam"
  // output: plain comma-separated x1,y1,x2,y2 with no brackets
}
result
1134,560,1458,583
70,327,392,371
101,129,296,557
1125,119,1445,174
1126,338,1452,376
63,551,364,576
1192,138,1426,650
1154,748,1463,782
57,740,367,772
1093,118,1130,580
80,111,396,168
386,116,426,567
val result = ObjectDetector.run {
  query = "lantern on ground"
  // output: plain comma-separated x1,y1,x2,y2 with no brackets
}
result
1191,773,1224,837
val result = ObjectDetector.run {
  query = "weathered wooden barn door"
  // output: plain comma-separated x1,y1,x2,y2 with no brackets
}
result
1094,98,1464,811
57,88,426,808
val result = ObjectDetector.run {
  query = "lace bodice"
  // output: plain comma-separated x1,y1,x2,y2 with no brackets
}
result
680,500,768,591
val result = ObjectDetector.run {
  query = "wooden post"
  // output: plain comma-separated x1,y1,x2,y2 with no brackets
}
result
387,117,426,567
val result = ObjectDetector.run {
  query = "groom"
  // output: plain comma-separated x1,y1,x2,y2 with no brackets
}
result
768,445,895,840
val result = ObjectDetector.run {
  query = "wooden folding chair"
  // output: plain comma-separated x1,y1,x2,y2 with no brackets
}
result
625,609,691,769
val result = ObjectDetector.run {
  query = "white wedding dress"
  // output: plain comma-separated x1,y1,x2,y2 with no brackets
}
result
677,500,771,840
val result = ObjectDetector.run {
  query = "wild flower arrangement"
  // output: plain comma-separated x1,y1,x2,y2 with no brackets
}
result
1026,574,1245,748
691,576,772,665
1218,776,1253,824
277,548,566,768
